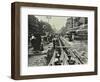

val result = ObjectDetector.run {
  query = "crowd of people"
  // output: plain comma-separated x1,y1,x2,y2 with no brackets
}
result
29,33,56,51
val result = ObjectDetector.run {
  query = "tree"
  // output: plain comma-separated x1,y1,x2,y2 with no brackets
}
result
28,15,54,37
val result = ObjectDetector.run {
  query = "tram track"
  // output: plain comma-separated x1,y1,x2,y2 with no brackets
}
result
59,37,85,64
47,36,87,65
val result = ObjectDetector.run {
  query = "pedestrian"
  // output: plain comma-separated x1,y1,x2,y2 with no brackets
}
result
30,34,36,50
53,36,57,49
34,34,41,51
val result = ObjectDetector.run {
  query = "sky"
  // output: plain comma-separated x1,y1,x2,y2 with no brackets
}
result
35,15,68,32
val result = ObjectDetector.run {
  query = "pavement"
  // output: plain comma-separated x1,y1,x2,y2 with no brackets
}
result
28,42,53,66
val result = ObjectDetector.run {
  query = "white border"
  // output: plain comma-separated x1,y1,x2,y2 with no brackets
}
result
20,6,95,75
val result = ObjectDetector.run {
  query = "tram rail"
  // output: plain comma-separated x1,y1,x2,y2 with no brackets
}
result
47,36,87,65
